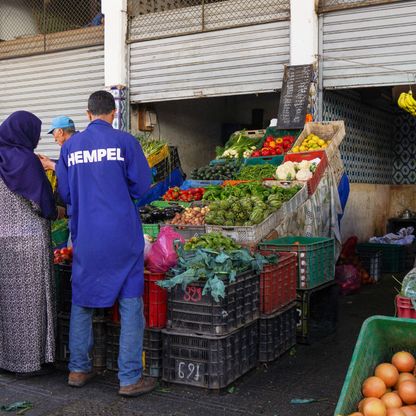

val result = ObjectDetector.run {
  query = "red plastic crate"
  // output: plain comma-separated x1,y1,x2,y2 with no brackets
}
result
284,151,328,195
110,272,168,328
259,251,297,314
396,295,416,319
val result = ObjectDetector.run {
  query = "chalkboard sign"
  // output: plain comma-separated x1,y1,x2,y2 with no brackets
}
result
276,64,313,130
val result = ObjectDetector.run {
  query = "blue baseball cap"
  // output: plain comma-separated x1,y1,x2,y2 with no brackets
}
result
48,116,75,134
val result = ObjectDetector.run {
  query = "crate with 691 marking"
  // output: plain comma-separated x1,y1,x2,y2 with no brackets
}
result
167,269,260,336
162,321,258,390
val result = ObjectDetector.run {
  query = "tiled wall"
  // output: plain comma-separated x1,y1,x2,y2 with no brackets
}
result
323,91,394,184
393,111,416,184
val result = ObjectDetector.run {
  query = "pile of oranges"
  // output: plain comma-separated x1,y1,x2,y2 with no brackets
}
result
348,351,416,416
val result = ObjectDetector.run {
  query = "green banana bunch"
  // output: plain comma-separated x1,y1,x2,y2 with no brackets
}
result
398,90,416,116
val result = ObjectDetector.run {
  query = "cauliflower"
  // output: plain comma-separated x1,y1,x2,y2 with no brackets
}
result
296,168,313,181
276,162,296,181
297,160,312,171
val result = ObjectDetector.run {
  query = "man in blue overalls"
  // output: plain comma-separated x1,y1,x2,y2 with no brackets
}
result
57,91,154,397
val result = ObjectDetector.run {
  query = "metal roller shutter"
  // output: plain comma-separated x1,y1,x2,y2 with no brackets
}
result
0,46,104,158
129,21,290,103
321,1,416,89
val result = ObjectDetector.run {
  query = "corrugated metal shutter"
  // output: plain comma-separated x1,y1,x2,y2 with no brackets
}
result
321,1,416,89
129,21,289,103
0,46,104,158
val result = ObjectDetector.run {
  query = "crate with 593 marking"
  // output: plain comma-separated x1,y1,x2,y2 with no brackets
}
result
167,269,259,336
162,321,258,390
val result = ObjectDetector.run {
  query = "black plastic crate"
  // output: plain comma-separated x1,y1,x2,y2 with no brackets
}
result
358,250,382,281
296,281,339,345
258,303,297,363
152,147,183,183
162,321,258,390
167,269,259,336
56,313,107,369
106,323,163,378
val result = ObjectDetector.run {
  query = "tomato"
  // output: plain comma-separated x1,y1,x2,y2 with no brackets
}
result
265,136,274,142
275,147,284,155
269,149,277,155
252,150,261,157
60,248,70,256
261,148,271,156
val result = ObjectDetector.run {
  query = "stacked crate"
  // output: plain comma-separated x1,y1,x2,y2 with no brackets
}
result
257,252,298,362
162,269,260,390
259,237,339,344
106,271,166,378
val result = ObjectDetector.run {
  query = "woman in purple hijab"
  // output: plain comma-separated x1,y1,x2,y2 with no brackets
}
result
0,111,57,374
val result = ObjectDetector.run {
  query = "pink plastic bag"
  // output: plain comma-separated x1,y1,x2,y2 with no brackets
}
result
335,265,361,295
145,226,185,273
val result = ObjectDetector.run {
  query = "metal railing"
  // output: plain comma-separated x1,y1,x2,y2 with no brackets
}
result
0,0,103,60
319,0,406,13
128,0,290,42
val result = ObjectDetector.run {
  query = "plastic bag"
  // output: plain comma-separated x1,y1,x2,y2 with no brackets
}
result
146,226,185,273
335,265,361,295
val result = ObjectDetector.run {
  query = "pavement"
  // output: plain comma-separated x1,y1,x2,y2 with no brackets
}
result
0,275,399,416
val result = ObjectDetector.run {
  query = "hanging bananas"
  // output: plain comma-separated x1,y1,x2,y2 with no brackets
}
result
398,90,416,116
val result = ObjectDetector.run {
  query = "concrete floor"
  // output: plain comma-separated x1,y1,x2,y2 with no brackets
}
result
0,275,398,416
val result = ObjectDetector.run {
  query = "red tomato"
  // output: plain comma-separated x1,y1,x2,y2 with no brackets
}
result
275,147,284,155
252,150,261,157
265,136,274,142
261,148,271,156
60,248,70,256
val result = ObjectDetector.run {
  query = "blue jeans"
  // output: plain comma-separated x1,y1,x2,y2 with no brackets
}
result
69,297,145,386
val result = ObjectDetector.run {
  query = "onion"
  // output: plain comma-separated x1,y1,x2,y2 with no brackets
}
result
387,409,406,416
363,376,387,398
392,352,416,373
363,398,387,416
348,413,364,416
399,381,416,405
377,364,400,388
382,392,403,409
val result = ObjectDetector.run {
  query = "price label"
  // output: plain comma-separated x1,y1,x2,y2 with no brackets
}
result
183,286,203,303
175,360,205,386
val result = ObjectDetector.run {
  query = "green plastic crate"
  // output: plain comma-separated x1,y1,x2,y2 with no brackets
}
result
150,200,191,209
243,155,284,167
142,224,160,239
357,243,406,273
334,316,416,416
52,228,69,248
259,237,335,289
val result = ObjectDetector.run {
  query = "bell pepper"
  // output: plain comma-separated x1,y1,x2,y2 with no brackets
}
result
276,138,283,144
275,146,284,155
261,148,271,156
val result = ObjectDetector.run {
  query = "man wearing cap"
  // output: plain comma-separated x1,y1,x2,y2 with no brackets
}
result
38,116,77,171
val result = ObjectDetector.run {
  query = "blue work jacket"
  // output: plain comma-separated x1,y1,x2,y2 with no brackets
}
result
57,119,151,307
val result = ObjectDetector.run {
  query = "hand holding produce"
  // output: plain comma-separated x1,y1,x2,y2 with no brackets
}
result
251,135,295,157
292,133,328,152
347,351,416,416
163,187,205,202
168,206,210,226
191,160,240,180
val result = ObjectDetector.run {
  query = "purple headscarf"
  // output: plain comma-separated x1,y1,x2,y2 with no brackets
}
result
0,111,56,219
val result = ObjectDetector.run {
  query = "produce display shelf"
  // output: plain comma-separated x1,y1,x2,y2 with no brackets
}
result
280,184,308,217
334,316,416,416
243,155,284,167
258,252,297,314
162,321,258,390
259,236,335,290
206,209,284,245
259,303,297,362
167,269,259,336
356,242,406,273
165,224,206,240
283,151,328,196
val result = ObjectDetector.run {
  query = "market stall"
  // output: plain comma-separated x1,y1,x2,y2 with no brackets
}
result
52,118,348,387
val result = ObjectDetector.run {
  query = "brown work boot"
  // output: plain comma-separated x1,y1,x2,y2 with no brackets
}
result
118,377,157,397
68,371,95,387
